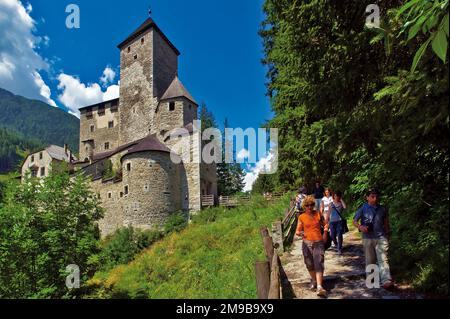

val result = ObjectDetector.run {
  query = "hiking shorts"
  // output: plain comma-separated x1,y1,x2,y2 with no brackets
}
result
302,240,325,273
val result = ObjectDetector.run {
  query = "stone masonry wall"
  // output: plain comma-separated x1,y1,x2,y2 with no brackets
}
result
119,29,157,145
153,30,179,100
121,151,182,230
79,102,120,161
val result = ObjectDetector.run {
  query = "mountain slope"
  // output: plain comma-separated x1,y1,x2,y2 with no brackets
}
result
0,88,79,152
0,87,80,173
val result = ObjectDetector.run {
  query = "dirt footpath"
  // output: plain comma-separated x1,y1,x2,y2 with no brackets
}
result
280,230,422,299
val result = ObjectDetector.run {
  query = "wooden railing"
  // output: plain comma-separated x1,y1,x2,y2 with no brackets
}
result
201,195,215,208
255,197,298,299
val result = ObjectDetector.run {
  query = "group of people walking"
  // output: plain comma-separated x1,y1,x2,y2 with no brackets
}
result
294,181,393,298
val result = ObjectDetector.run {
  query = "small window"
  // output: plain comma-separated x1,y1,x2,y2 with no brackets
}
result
31,155,35,162
134,54,138,60
31,169,37,177
40,167,45,176
104,142,110,150
98,105,105,115
124,185,129,195
141,38,144,44
90,125,95,132
169,102,175,111
126,163,131,172
39,152,43,160
120,192,123,198
108,192,112,199
108,121,114,129
127,46,131,53
189,104,192,110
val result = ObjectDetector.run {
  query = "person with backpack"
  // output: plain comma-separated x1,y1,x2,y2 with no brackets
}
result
353,188,394,290
295,186,307,213
328,190,347,255
295,195,329,297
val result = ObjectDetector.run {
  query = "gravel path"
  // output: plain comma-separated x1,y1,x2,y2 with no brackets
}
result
280,230,422,299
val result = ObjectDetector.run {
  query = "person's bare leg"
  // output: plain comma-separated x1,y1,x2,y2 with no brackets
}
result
316,272,323,287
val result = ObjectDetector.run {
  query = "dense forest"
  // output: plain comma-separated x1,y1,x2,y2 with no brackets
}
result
259,0,448,294
0,88,79,173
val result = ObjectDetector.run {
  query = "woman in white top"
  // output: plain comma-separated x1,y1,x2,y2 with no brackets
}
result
320,188,333,219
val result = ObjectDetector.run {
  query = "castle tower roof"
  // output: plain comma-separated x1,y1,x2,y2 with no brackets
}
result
117,17,180,55
125,134,171,156
160,76,197,105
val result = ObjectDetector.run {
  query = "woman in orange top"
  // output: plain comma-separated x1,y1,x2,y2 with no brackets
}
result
295,195,329,297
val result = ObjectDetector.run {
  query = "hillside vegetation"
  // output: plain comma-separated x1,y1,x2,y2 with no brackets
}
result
259,0,448,294
0,88,79,173
85,196,289,299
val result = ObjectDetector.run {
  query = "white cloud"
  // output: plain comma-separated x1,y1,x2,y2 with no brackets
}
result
243,151,277,192
237,148,250,161
0,0,57,106
57,67,120,117
33,71,56,107
100,66,116,87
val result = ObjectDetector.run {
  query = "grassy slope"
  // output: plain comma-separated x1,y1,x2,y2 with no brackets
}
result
86,195,290,299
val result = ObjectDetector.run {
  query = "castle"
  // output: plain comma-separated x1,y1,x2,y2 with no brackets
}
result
75,18,217,235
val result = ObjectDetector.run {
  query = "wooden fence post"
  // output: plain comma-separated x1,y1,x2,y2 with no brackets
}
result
268,254,280,299
271,221,284,253
255,261,270,299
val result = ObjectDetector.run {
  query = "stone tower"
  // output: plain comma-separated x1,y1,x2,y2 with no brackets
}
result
117,18,180,145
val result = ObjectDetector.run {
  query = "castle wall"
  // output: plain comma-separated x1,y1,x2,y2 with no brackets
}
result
119,29,157,145
121,151,183,230
91,178,125,236
153,30,179,101
79,101,120,161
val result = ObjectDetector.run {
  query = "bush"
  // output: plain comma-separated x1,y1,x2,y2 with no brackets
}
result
164,211,188,234
97,226,163,271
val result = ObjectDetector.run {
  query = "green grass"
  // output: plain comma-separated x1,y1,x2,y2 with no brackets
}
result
84,195,290,299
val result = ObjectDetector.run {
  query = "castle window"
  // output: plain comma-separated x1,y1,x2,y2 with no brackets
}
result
108,121,114,129
111,100,118,111
141,38,144,44
169,102,175,111
86,108,93,119
127,46,130,53
40,167,45,176
98,105,105,115
104,142,110,150
39,152,43,160
120,192,123,198
126,163,131,172
31,155,35,162
90,125,95,132
134,54,138,60
108,192,112,199
124,185,129,195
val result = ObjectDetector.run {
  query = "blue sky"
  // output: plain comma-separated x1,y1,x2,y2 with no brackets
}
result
0,0,275,190
29,0,272,128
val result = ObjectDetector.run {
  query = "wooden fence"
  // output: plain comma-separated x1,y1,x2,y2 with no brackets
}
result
254,197,298,299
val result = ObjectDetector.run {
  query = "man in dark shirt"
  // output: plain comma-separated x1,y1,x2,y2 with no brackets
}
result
313,181,325,210
353,188,393,289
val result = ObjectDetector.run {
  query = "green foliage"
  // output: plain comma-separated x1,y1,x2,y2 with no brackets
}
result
0,170,103,298
164,212,188,234
217,119,246,196
0,126,42,173
260,0,448,294
93,227,163,272
84,196,289,299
